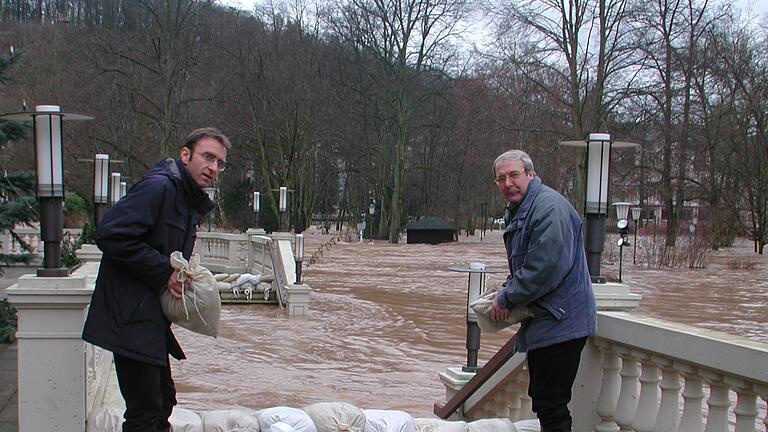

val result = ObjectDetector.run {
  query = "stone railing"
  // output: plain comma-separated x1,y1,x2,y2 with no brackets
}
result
438,306,768,432
0,227,82,257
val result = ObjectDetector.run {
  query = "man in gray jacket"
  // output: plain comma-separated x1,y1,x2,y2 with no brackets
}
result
489,150,596,432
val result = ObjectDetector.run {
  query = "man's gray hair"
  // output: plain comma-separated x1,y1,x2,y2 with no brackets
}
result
182,127,232,151
493,150,535,176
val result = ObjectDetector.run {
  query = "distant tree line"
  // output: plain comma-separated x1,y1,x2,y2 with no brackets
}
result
0,0,765,252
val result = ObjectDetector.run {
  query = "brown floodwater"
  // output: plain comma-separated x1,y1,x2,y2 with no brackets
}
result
172,229,768,418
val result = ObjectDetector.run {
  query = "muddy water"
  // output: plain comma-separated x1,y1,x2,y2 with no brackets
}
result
172,230,768,417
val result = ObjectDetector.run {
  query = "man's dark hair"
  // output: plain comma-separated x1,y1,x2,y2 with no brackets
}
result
181,127,232,151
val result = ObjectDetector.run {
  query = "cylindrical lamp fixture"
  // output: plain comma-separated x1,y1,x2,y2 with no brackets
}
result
279,186,287,212
120,181,127,199
93,154,109,204
631,207,642,221
294,234,304,284
253,192,260,212
586,133,612,215
110,173,121,206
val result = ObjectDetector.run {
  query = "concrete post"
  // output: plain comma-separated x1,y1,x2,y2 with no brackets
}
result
6,273,92,432
285,283,311,317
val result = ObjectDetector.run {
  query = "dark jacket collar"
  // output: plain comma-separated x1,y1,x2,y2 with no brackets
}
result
149,159,214,215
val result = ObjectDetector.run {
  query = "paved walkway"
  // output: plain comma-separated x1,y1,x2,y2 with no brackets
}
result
0,266,35,432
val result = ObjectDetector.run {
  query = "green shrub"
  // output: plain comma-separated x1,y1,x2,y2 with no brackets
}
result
0,300,17,343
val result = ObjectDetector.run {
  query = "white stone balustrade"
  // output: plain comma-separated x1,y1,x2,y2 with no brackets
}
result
0,227,82,257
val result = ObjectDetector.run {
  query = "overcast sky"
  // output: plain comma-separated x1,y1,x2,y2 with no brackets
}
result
220,0,768,23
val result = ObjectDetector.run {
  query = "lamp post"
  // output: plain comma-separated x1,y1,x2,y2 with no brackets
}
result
253,191,261,228
367,199,375,240
203,187,217,231
448,263,506,372
119,181,127,200
0,105,94,277
560,133,638,283
294,233,304,283
110,172,121,206
631,207,641,264
93,154,109,224
279,186,288,231
613,202,631,283
480,202,487,242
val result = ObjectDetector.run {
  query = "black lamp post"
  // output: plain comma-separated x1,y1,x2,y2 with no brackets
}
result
631,207,641,264
294,233,304,283
279,186,288,231
203,187,217,231
93,153,109,224
0,104,93,277
367,199,375,240
613,202,630,283
560,133,638,284
253,191,261,229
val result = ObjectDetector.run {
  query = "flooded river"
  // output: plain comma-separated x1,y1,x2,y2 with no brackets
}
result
172,230,768,417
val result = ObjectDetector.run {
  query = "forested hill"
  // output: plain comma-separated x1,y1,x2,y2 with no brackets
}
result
0,0,765,250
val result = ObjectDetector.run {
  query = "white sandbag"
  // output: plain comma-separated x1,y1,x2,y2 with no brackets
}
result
214,273,230,281
256,407,318,432
363,409,415,432
224,273,241,283
161,252,221,337
232,273,263,287
216,281,232,291
413,418,468,432
86,406,123,432
470,289,532,333
467,418,517,432
510,420,538,432
200,409,260,431
303,402,366,432
171,407,204,432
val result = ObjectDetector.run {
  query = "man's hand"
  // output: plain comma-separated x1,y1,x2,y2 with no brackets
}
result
167,271,184,299
489,301,510,322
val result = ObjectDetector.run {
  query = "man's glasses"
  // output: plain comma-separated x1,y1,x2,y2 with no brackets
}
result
494,171,525,185
195,151,227,172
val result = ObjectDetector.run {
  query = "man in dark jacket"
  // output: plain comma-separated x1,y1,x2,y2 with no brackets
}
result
83,128,230,432
489,149,596,432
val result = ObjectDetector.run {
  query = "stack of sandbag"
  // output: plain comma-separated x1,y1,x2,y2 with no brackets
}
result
255,406,318,432
200,409,260,431
303,402,366,432
172,408,205,432
363,409,414,432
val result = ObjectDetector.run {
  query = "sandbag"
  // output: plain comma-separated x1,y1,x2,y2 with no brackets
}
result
511,420,538,432
86,406,123,432
303,402,366,432
467,419,517,432
413,418,468,432
363,409,415,432
171,407,205,432
470,289,532,333
255,407,318,432
200,409,260,431
161,252,221,337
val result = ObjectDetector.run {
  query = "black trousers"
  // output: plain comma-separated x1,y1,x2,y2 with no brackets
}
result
526,337,588,432
113,353,176,432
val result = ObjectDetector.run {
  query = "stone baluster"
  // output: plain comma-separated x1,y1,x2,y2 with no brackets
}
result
632,354,660,432
517,373,534,420
502,379,521,421
594,342,621,432
760,388,768,432
702,374,730,432
655,359,681,432
614,349,640,432
730,380,757,432
677,369,704,432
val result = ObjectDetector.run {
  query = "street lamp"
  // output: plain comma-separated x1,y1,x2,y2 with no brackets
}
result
110,173,121,206
613,202,631,283
119,181,127,200
294,233,304,284
448,263,506,372
560,133,638,283
631,207,641,264
253,191,261,229
279,186,288,231
93,154,109,224
203,187,217,231
0,104,94,277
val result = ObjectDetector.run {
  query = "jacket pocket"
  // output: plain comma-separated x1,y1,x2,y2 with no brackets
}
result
531,301,566,321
